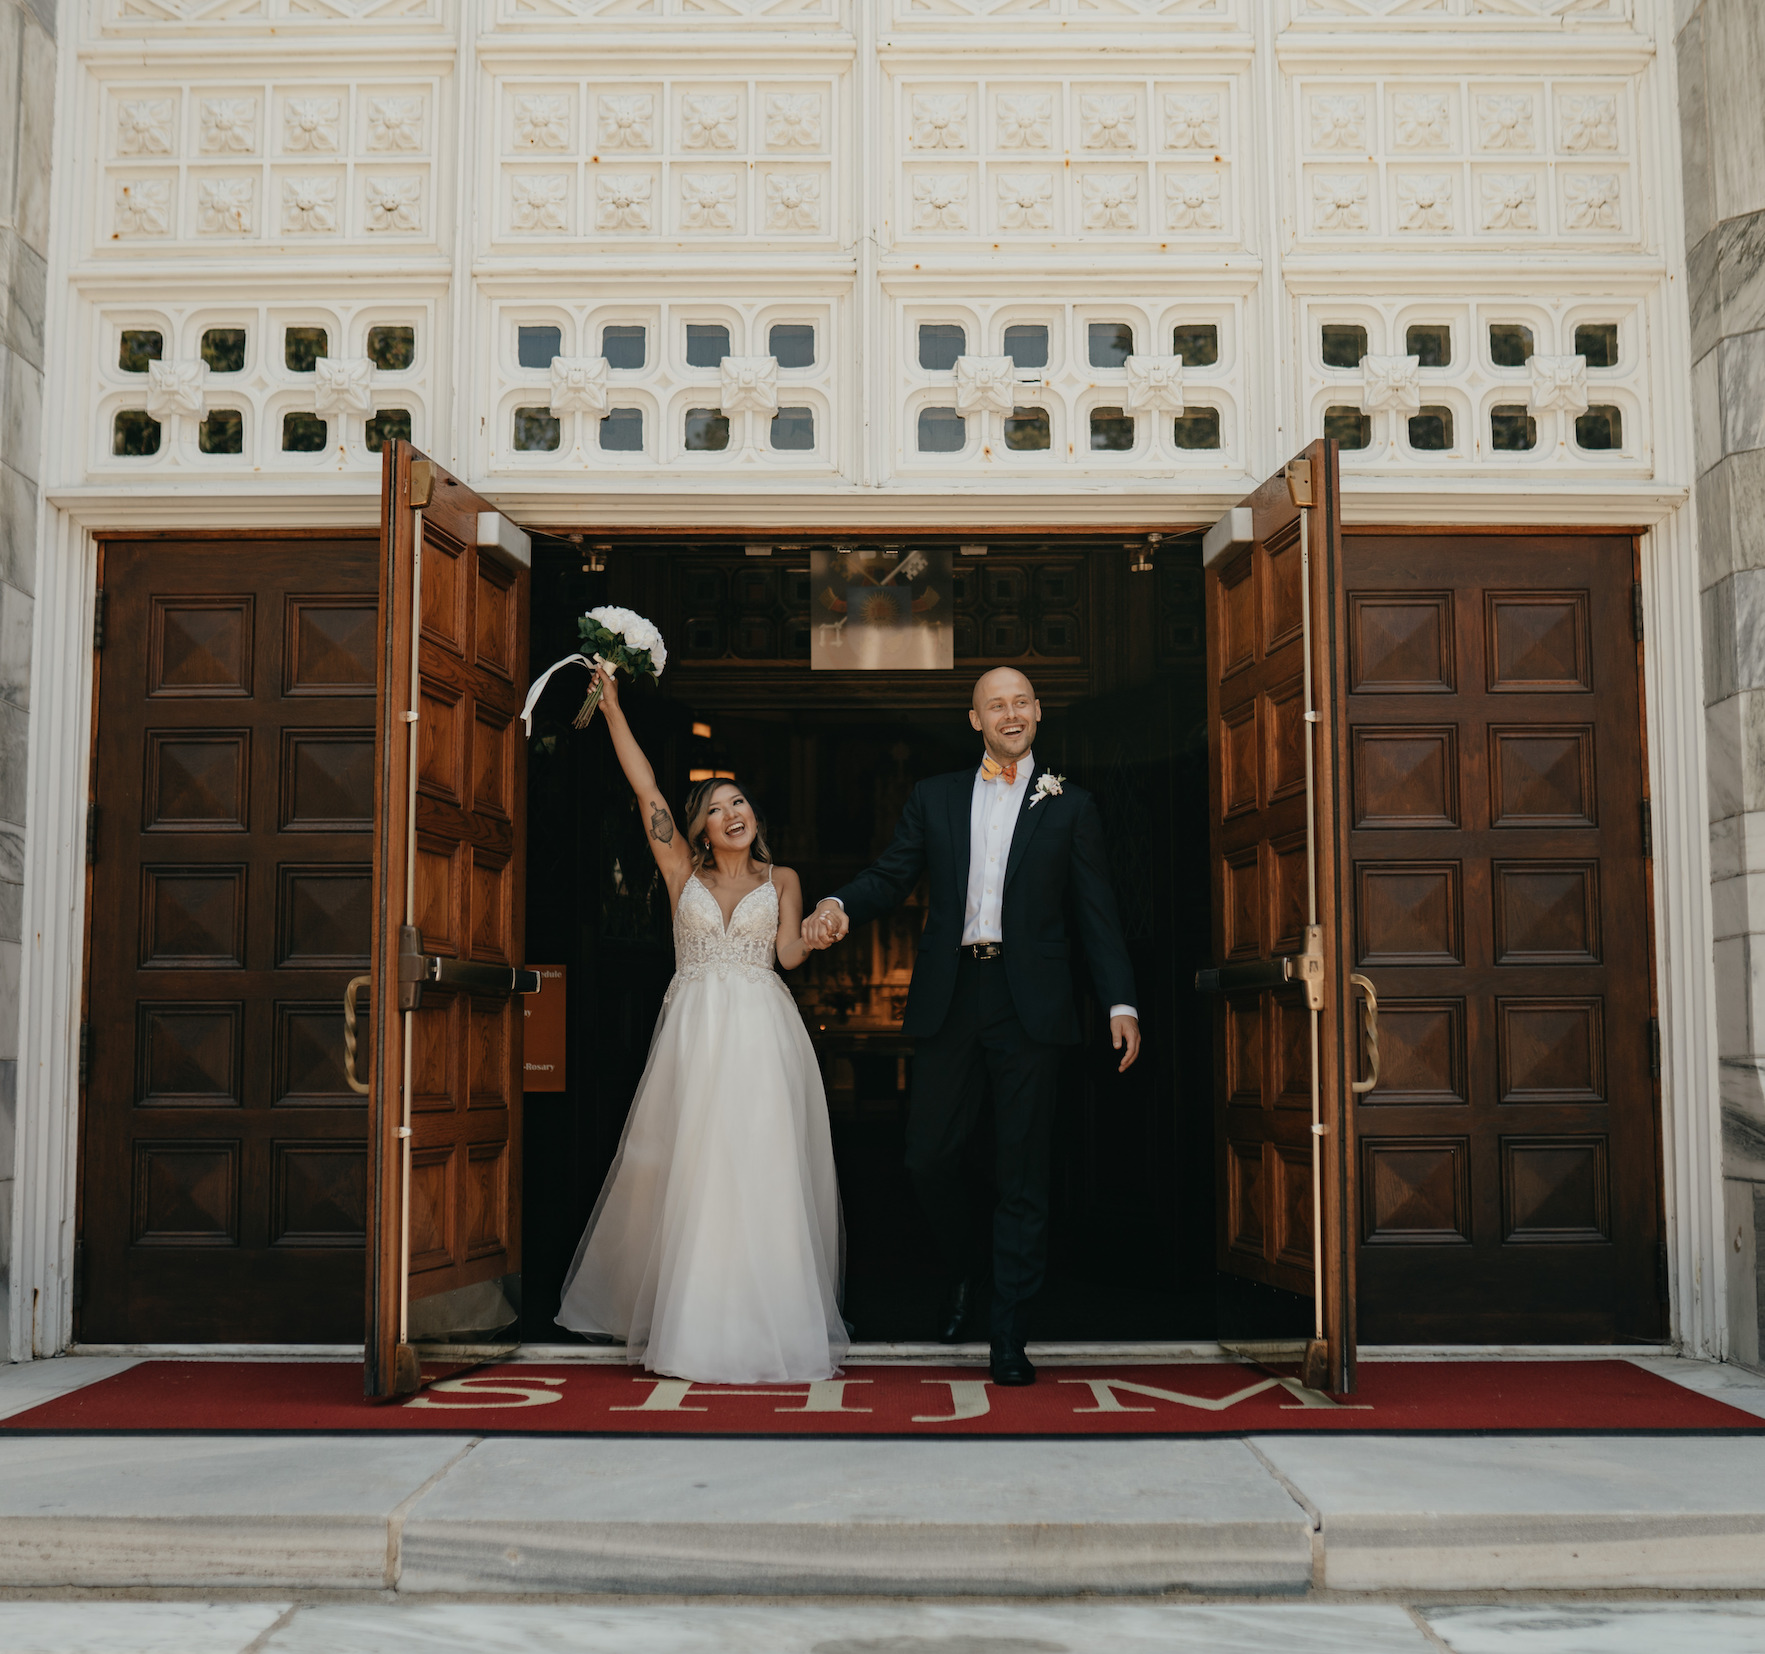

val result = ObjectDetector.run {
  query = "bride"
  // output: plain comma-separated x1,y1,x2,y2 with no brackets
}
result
555,660,849,1382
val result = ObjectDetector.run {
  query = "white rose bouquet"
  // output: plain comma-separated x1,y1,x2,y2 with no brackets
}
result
519,606,668,736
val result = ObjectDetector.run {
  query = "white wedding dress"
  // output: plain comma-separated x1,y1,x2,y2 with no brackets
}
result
555,866,849,1382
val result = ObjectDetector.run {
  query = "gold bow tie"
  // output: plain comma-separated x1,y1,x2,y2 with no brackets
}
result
980,755,1019,785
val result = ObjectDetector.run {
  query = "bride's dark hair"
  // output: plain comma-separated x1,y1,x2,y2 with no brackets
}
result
683,776,773,873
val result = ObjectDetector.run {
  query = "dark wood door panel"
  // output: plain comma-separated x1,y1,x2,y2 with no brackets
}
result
1341,532,1659,1344
81,538,379,1344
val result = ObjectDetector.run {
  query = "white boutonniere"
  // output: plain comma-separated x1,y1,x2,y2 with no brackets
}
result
1029,771,1066,808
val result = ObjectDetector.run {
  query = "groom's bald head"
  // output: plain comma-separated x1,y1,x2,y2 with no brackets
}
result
972,666,1036,712
970,668,1040,764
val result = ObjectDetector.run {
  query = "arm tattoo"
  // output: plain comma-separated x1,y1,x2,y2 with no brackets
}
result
649,803,675,845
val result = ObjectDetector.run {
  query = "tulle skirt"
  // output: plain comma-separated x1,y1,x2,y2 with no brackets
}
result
555,967,848,1383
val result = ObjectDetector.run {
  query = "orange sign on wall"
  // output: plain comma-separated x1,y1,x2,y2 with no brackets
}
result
523,965,567,1092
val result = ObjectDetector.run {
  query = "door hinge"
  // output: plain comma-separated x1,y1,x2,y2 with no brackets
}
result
1632,581,1645,642
1656,1239,1671,1302
1640,799,1652,859
85,804,99,865
1647,1016,1661,1079
92,589,106,652
78,1021,91,1088
71,1239,84,1313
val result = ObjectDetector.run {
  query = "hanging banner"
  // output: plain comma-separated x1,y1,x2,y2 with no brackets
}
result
811,547,954,671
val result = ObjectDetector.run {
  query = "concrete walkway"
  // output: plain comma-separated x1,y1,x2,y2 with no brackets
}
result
0,1355,1760,1598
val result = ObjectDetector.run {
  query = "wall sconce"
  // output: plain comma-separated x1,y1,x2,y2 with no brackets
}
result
584,542,610,573
1127,542,1154,573
960,543,988,557
745,543,773,557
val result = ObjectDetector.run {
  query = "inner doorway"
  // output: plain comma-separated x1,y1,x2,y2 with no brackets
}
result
519,539,1227,1343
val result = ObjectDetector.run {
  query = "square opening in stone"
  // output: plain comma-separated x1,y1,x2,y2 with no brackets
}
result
1004,324,1049,369
1574,323,1619,369
119,330,162,373
1171,324,1219,367
1406,324,1451,367
1090,407,1134,451
917,407,966,452
1174,406,1223,449
686,324,731,368
600,408,643,451
603,325,646,370
918,323,965,371
517,325,562,370
684,407,730,450
1088,321,1134,368
1575,404,1623,450
1321,324,1367,368
771,406,815,450
513,407,562,451
201,329,247,374
1324,405,1370,449
285,327,328,373
1408,405,1454,450
1491,404,1537,450
282,411,327,452
198,409,243,453
368,326,415,371
1489,323,1534,367
770,324,815,368
365,409,412,452
113,410,162,455
1004,406,1051,450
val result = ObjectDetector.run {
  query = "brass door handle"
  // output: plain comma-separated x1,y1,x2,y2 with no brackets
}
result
342,975,371,1096
1349,973,1379,1095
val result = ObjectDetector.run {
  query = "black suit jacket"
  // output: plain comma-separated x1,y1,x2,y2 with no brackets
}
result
832,759,1138,1045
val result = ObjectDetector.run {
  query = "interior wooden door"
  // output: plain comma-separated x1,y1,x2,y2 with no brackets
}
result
80,537,381,1342
1201,441,1358,1392
367,443,533,1397
1341,530,1661,1343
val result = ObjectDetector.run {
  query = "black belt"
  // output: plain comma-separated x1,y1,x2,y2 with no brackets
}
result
964,942,1004,960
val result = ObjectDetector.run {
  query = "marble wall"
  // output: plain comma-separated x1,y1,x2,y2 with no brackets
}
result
1681,0,1765,1368
0,0,51,1354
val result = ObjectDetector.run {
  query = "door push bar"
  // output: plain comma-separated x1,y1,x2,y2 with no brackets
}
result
1194,924,1325,1011
397,925,541,1010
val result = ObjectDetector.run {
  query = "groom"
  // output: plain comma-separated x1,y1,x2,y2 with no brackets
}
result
804,667,1140,1385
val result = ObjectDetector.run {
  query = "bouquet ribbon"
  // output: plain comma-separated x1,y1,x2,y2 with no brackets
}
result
520,653,605,735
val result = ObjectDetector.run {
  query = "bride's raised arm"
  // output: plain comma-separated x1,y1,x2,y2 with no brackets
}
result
590,660,691,900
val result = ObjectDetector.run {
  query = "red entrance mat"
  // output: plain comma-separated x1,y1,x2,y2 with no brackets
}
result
4,1358,1761,1435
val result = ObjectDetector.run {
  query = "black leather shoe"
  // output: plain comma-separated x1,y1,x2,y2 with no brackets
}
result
989,1341,1036,1386
937,1277,974,1344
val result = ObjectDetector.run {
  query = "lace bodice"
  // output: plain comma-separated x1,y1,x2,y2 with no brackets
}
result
665,871,782,1003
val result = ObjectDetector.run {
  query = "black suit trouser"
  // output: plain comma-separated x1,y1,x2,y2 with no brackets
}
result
905,953,1061,1347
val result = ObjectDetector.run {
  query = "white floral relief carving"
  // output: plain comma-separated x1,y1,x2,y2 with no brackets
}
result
1310,94,1368,151
596,173,652,230
282,176,338,232
513,95,571,151
1311,173,1368,231
912,94,969,151
1558,93,1617,153
364,176,422,231
550,357,608,417
997,94,1053,150
198,177,254,234
996,172,1053,230
1164,173,1221,230
720,356,779,417
680,95,739,152
1393,93,1449,149
1477,94,1535,150
1080,93,1137,150
599,95,654,151
200,97,257,154
146,360,207,422
1528,353,1589,415
1081,173,1139,230
1361,355,1421,413
117,99,175,157
313,357,376,419
765,93,821,149
912,173,969,230
954,355,1016,417
680,172,737,229
284,97,340,153
512,174,569,231
1396,174,1452,231
1123,355,1184,415
1164,93,1220,150
1479,173,1537,231
367,97,424,152
764,172,822,231
113,178,172,235
1563,172,1620,230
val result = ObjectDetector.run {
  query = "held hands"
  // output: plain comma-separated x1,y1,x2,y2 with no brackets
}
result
800,899,849,952
1111,1014,1142,1074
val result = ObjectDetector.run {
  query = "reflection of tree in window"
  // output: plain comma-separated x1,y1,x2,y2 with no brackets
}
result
201,329,246,373
517,325,560,369
1004,406,1049,450
285,327,327,372
1171,324,1218,366
600,408,643,451
113,410,161,455
917,323,964,370
1406,324,1451,367
1408,405,1453,450
1574,323,1618,368
1323,405,1368,449
917,407,965,452
368,326,415,370
1090,407,1134,451
771,406,814,450
282,412,327,452
684,407,729,450
1321,324,1366,368
119,331,162,373
603,325,645,369
199,409,243,453
1488,323,1533,367
1174,406,1223,449
365,409,411,452
1575,405,1622,450
1088,321,1133,368
1003,324,1047,369
513,407,561,451
1490,405,1536,450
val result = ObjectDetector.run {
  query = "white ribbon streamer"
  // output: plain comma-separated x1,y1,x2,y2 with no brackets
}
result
520,653,600,735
